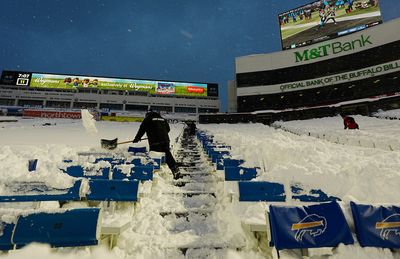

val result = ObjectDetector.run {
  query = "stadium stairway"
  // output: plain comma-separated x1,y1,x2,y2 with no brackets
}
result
146,126,248,257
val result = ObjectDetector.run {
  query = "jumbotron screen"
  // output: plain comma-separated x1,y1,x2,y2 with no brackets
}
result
0,71,219,97
278,0,382,50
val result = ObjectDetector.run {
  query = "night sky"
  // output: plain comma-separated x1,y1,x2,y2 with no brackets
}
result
1,0,399,111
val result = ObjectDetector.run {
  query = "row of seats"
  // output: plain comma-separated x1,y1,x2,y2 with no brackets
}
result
197,130,400,254
197,131,337,203
60,148,166,181
0,180,139,203
61,165,154,181
269,201,400,250
0,146,166,251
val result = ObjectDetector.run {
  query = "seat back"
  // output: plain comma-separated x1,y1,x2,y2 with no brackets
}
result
0,180,82,202
0,222,16,250
350,201,400,248
224,166,257,181
128,146,147,155
239,181,286,202
149,151,166,165
112,166,153,181
86,180,139,201
223,159,244,167
291,184,340,202
63,165,110,180
94,157,125,166
269,202,354,250
12,208,100,248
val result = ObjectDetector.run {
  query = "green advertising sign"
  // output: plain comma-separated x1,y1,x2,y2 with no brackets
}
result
294,35,372,63
29,73,208,97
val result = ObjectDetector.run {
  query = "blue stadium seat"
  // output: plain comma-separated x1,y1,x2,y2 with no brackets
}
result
62,165,110,180
210,151,230,163
94,157,125,166
291,184,340,202
216,159,224,170
350,201,400,248
86,180,139,201
216,158,244,170
12,208,100,248
28,159,38,172
0,223,16,250
128,146,147,154
149,158,161,170
223,158,245,167
239,181,286,202
127,158,144,166
0,180,82,202
269,202,354,251
224,166,257,181
112,165,153,181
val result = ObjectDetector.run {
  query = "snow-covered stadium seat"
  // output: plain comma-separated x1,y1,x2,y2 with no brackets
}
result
0,180,82,202
291,183,340,202
112,165,153,181
350,201,400,249
224,166,257,181
86,180,139,202
61,165,110,180
238,181,286,202
269,202,354,257
0,208,101,250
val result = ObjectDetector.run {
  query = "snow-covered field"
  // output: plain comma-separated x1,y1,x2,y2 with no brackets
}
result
0,115,399,258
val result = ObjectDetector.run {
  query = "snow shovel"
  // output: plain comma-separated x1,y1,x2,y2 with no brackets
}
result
101,138,147,150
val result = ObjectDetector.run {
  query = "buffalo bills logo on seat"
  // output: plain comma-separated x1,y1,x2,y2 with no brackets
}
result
375,214,400,240
291,214,327,242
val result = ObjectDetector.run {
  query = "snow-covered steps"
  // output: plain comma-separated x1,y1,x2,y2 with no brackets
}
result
162,191,216,198
159,208,215,218
172,179,215,187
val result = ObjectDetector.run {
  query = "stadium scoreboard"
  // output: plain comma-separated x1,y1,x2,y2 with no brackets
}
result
278,0,382,50
0,71,219,97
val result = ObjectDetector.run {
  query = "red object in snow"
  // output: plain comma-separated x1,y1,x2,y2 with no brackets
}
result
343,116,359,130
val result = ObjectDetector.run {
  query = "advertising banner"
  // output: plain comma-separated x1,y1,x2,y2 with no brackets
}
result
351,202,400,248
23,110,82,119
28,73,208,97
279,0,382,50
1,70,218,97
269,202,354,250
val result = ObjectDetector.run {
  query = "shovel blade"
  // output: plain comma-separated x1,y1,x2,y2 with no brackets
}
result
101,138,118,150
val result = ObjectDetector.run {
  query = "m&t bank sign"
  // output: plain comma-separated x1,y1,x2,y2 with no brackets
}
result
294,35,372,63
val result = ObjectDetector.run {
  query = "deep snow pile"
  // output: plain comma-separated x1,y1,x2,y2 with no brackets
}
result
0,116,399,258
200,117,400,204
199,116,400,259
273,115,400,151
373,108,400,119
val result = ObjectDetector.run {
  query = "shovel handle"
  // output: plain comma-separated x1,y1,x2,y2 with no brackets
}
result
118,138,147,145
117,140,135,145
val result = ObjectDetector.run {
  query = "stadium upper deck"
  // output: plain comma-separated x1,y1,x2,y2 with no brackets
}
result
0,71,220,114
235,18,400,113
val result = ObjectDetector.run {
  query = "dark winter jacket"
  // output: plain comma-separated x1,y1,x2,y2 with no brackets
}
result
343,116,359,130
134,111,170,147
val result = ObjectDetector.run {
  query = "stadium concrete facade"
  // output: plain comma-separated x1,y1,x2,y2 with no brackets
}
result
0,72,220,115
233,18,400,116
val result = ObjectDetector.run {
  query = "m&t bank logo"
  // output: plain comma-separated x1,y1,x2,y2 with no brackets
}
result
294,35,372,63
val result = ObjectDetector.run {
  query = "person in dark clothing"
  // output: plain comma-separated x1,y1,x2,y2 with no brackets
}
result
185,120,197,136
133,110,179,179
342,115,359,130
